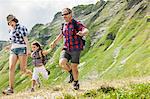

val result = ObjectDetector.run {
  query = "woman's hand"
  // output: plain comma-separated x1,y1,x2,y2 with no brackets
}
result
4,45,11,51
27,49,31,56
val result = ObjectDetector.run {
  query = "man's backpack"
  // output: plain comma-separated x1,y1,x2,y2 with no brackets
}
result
61,19,86,48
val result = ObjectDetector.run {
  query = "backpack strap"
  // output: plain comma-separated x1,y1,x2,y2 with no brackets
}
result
72,19,79,33
61,23,65,35
39,50,45,65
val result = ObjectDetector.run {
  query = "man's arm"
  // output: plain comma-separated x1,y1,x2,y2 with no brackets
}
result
50,33,63,49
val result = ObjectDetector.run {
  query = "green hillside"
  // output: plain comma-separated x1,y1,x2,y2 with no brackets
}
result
0,0,150,98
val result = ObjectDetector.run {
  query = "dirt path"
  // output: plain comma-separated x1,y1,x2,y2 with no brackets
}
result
1,76,150,99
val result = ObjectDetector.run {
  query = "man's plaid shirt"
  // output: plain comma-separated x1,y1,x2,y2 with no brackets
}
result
62,19,85,51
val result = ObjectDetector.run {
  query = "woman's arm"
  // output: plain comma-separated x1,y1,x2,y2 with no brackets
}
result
23,37,31,55
4,44,11,51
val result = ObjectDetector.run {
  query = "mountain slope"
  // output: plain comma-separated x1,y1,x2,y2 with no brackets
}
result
0,0,150,97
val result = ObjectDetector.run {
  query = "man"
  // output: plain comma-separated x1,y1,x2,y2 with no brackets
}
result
51,8,89,90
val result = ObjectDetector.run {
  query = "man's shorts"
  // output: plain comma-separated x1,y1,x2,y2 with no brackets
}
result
60,49,81,64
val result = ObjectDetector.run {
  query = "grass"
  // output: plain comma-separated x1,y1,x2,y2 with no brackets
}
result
80,83,150,99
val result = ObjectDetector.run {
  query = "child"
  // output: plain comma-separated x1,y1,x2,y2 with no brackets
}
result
30,41,51,92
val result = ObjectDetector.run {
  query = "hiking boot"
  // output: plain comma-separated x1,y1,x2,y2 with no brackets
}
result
73,81,79,90
2,87,14,95
68,70,74,83
30,88,35,92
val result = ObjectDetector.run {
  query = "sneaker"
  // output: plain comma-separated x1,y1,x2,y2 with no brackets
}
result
30,88,35,92
2,87,14,95
73,81,79,90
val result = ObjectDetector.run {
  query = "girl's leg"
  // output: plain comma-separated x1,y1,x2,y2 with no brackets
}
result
31,67,39,92
31,80,36,92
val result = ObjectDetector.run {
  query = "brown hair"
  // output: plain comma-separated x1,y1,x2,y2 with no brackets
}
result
32,41,42,51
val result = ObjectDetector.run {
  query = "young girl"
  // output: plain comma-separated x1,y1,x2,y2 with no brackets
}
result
30,41,51,92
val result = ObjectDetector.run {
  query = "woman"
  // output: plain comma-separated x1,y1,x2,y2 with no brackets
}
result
3,14,32,95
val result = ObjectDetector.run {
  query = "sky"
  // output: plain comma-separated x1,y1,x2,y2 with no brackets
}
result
0,0,98,41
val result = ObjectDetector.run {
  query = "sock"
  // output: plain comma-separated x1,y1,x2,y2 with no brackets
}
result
74,80,78,83
69,70,72,74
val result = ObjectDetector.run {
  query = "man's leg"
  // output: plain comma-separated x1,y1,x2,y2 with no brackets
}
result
70,51,81,90
59,58,71,71
71,63,78,81
71,63,79,90
59,58,74,83
59,50,74,83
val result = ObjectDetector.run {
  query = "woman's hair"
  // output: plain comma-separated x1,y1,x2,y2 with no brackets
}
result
32,41,42,51
12,18,19,23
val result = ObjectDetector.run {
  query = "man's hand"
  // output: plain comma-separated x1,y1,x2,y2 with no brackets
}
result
77,28,89,37
50,41,56,49
76,31,84,36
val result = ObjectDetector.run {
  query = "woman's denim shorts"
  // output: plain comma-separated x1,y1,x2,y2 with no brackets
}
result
10,47,26,56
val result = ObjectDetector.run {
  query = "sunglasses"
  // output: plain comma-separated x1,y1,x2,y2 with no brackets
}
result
62,12,71,16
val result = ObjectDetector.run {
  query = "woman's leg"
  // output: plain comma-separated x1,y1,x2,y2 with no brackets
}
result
18,55,32,77
9,54,18,89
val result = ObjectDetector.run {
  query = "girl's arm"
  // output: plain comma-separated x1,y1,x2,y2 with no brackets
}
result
42,48,52,56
